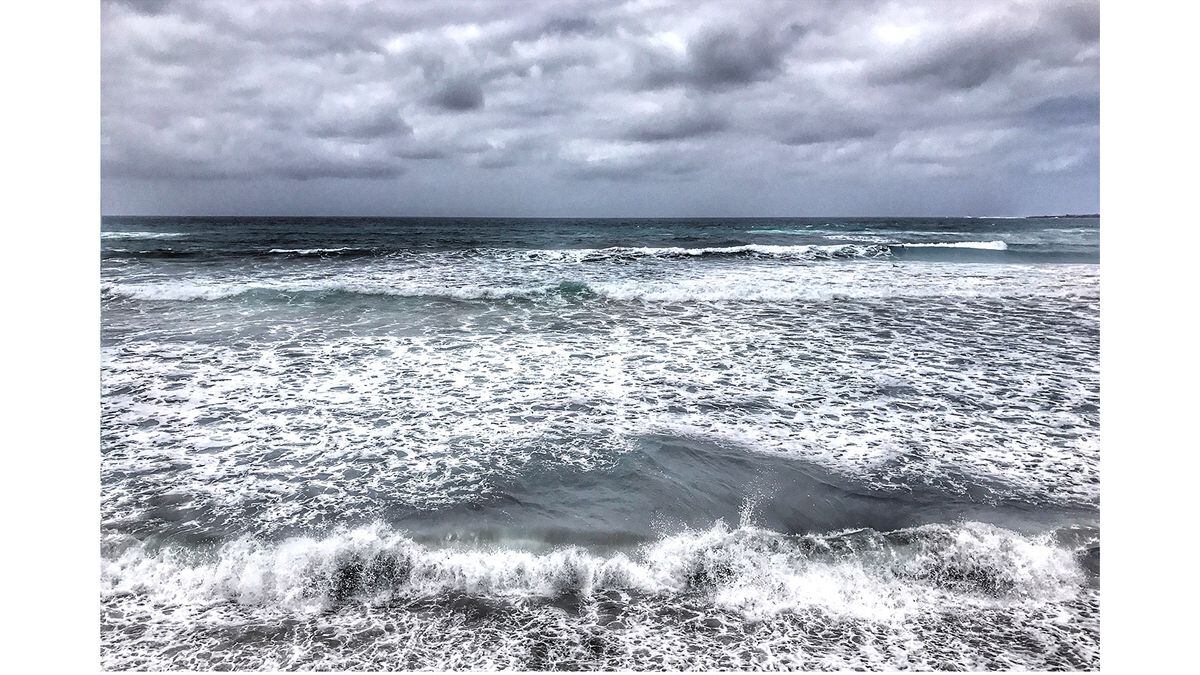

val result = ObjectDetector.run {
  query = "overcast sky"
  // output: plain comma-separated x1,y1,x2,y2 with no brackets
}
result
101,0,1099,217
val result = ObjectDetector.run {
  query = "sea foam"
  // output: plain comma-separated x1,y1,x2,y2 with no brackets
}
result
102,521,1086,617
101,261,1096,304
102,231,188,240
894,240,1009,250
520,243,889,262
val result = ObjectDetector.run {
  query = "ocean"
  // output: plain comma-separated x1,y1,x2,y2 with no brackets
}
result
100,216,1099,670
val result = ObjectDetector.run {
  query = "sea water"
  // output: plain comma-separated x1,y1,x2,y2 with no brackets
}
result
100,216,1099,670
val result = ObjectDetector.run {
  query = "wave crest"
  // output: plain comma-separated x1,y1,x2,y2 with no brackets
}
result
267,247,372,256
895,240,1008,250
521,243,890,262
101,280,594,302
102,269,1093,304
102,522,1086,619
101,231,188,240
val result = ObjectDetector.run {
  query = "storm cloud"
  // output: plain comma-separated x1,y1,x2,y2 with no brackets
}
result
101,0,1099,216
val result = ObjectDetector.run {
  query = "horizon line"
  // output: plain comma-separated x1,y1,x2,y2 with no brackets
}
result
100,213,1101,220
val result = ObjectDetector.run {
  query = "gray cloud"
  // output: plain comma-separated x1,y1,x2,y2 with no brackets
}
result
562,145,704,181
622,104,727,142
868,30,1030,90
1025,95,1100,127
865,2,1097,91
109,0,173,16
308,100,412,139
638,24,802,90
539,16,602,37
101,0,1099,216
430,77,485,111
776,111,879,147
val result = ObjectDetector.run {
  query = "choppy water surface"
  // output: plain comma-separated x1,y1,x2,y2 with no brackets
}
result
101,216,1099,670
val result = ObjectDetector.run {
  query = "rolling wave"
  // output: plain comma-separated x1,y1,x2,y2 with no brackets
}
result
101,280,582,302
102,521,1089,617
101,272,1093,304
101,242,892,261
894,240,1009,250
101,231,188,240
745,228,813,235
101,241,1015,260
521,243,889,262
267,247,372,255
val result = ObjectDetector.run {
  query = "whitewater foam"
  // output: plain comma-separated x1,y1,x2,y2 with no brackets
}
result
101,521,1085,615
101,279,573,302
895,240,1009,250
746,228,812,235
101,261,1095,304
521,243,890,262
267,247,368,255
102,520,1099,670
102,231,188,239
101,259,1099,535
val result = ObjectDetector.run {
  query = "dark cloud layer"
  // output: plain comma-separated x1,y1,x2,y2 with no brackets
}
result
101,0,1099,216
622,103,727,142
430,76,485,111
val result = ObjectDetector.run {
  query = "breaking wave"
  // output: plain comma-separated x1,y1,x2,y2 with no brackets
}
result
102,521,1088,618
101,269,1094,303
267,247,371,256
521,243,890,262
101,280,589,302
745,228,812,235
101,241,1015,261
101,231,188,240
895,240,1009,250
